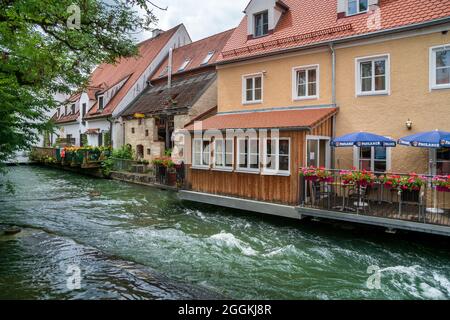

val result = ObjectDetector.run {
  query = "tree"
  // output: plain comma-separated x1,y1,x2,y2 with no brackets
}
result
0,0,163,164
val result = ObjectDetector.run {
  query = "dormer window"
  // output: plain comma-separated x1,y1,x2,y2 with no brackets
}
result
254,11,269,37
347,0,368,16
178,59,190,72
98,95,104,110
201,51,215,65
71,104,75,114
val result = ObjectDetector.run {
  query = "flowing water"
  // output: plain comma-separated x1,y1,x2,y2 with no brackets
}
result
1,166,450,300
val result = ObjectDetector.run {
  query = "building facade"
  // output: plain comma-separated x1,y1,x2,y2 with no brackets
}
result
53,25,192,148
183,0,450,206
118,29,234,162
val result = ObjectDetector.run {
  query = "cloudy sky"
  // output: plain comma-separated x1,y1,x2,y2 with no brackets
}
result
140,0,248,41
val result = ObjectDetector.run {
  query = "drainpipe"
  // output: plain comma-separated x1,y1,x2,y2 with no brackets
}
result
107,117,114,147
330,43,337,169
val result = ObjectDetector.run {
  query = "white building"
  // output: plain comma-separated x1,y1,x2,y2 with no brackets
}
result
53,25,191,148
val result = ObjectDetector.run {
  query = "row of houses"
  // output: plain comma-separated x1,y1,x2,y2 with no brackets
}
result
50,0,450,212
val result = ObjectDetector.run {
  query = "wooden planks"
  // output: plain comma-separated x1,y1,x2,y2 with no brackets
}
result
186,118,333,205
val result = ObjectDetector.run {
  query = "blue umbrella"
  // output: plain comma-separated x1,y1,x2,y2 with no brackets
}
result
331,132,397,148
398,130,450,148
441,133,450,147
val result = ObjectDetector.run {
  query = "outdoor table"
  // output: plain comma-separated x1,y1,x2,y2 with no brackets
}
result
331,182,356,212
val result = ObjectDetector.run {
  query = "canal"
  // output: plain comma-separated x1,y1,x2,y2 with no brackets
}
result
1,166,450,300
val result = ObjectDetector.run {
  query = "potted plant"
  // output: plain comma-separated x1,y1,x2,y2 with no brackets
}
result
433,175,450,192
300,167,333,183
339,169,376,187
378,174,402,190
398,173,427,202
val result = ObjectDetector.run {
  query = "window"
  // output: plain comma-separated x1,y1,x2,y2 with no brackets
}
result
71,104,75,114
193,139,211,168
430,44,450,90
131,128,135,134
436,148,450,175
138,119,142,125
201,51,215,65
237,138,259,172
178,59,190,72
355,146,390,172
82,103,87,118
214,139,234,170
98,95,105,110
243,74,263,104
356,55,389,95
147,148,151,156
254,11,269,37
145,129,149,137
98,132,103,147
263,138,290,175
293,65,319,100
347,0,368,16
64,105,68,115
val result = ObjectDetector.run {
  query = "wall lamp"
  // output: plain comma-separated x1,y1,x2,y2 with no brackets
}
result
406,119,413,130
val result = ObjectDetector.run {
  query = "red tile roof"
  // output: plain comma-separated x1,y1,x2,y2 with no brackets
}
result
219,0,450,62
185,107,338,131
84,24,183,119
152,29,235,80
52,111,79,124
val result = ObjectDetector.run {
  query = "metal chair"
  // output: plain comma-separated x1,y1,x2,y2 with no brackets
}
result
348,185,371,214
311,181,332,209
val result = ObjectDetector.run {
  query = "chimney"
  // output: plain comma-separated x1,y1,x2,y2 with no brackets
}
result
152,29,164,38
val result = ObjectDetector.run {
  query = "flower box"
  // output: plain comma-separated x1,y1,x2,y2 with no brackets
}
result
436,186,450,193
300,167,333,183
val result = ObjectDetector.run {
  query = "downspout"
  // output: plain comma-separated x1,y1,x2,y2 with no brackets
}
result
330,43,337,169
107,117,113,147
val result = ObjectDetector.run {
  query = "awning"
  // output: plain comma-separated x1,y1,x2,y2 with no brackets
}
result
85,128,100,135
185,107,337,131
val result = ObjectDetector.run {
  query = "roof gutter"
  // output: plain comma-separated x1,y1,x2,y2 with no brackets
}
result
217,16,450,66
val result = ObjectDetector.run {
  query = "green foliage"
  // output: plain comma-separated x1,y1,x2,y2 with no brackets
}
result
164,149,172,157
112,145,134,160
101,157,114,178
0,0,160,164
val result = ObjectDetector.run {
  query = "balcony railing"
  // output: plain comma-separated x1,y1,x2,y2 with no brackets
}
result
299,169,450,227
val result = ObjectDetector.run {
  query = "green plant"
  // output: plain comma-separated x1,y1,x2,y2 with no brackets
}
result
164,149,173,157
112,146,134,160
101,158,114,178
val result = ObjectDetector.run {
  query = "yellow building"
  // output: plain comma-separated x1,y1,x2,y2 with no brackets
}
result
182,0,450,218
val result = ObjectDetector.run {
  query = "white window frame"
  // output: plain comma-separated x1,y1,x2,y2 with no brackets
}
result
305,135,331,169
236,137,260,173
292,64,320,101
178,59,191,72
192,138,211,169
355,54,390,96
98,95,105,110
242,73,263,105
213,138,234,171
429,43,450,91
262,137,291,176
254,10,269,37
353,146,392,172
346,0,369,16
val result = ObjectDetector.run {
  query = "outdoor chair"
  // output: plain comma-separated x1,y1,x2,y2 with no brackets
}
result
348,185,371,214
311,181,332,209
